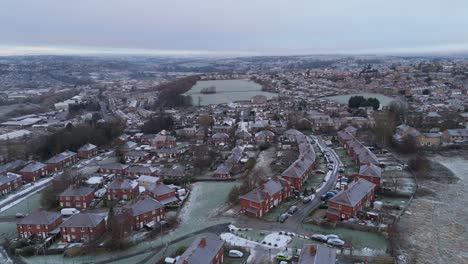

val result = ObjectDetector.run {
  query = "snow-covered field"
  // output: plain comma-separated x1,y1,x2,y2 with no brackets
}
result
397,156,468,264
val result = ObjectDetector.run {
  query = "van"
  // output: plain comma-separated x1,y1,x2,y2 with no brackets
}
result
60,208,80,216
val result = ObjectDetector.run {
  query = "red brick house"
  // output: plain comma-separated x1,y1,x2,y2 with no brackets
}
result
254,130,275,144
77,143,98,159
45,151,78,172
107,178,139,201
17,210,62,239
120,197,165,230
0,172,22,196
146,182,178,205
58,185,95,209
176,237,224,264
124,150,150,162
211,132,229,146
19,161,47,183
240,177,291,217
212,163,232,178
59,213,106,243
281,153,315,190
235,130,252,144
99,163,129,175
327,179,376,221
355,163,382,189
150,131,176,148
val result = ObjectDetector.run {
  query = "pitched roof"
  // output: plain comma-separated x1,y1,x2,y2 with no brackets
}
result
329,179,375,207
0,172,21,185
298,244,336,264
20,161,46,173
108,179,138,190
18,211,61,225
60,213,105,228
59,186,95,197
100,163,129,171
147,182,175,197
176,237,224,264
78,143,97,152
45,151,76,164
123,197,164,216
359,163,381,178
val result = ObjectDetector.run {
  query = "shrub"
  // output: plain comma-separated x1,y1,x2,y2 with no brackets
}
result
18,246,35,257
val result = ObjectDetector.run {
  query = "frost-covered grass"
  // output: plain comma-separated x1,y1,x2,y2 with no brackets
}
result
261,200,297,222
302,223,387,251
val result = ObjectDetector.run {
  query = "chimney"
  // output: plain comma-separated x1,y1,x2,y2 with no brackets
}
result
309,245,317,256
199,238,207,248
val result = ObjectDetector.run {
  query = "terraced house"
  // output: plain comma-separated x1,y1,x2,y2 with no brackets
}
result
240,177,291,217
17,210,62,239
120,197,165,230
19,161,48,182
107,178,139,201
327,178,376,221
58,185,95,209
77,143,98,159
45,150,78,172
298,244,337,264
0,172,22,196
60,213,106,243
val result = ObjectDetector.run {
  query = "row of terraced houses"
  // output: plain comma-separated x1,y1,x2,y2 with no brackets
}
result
239,129,316,217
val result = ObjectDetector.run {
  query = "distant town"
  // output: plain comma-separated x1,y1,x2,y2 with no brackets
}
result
0,55,466,264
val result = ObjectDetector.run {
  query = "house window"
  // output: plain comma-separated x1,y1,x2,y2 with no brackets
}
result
71,228,75,232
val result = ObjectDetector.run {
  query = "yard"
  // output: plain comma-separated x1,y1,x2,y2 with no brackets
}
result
261,199,298,222
335,148,359,175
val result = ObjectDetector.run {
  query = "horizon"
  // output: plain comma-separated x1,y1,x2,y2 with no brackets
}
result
1,0,468,57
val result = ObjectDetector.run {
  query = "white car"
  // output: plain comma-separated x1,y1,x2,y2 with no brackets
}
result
228,250,244,258
326,234,339,240
327,238,345,247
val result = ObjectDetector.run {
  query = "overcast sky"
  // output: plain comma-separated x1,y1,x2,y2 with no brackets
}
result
1,0,468,56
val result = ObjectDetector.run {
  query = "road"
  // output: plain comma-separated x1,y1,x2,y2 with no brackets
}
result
287,135,342,227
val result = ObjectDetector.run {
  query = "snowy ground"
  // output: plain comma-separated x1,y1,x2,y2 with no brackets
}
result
396,156,468,264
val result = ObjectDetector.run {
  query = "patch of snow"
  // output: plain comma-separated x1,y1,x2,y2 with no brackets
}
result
0,177,54,213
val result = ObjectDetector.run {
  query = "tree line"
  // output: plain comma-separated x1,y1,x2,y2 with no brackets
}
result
148,75,200,109
348,96,380,110
33,121,124,160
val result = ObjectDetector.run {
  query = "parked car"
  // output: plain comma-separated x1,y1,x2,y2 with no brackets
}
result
311,234,328,242
327,238,345,247
276,252,292,262
328,165,334,170
228,250,244,258
15,213,25,218
315,170,326,174
338,167,345,173
318,202,328,209
288,206,298,214
277,213,289,223
325,152,331,157
326,234,340,240
329,159,334,164
302,197,311,204
326,192,336,198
